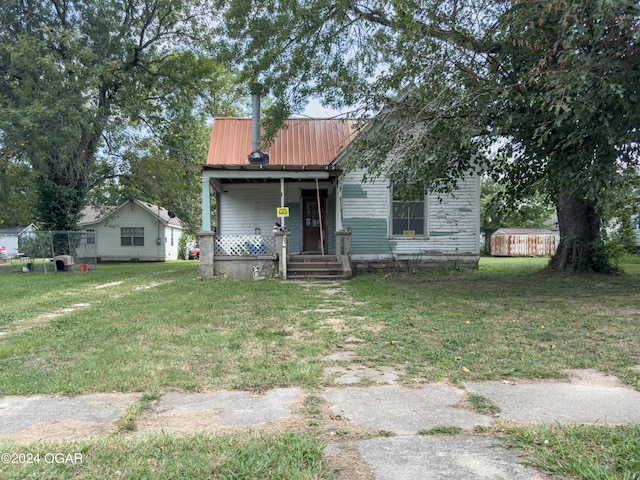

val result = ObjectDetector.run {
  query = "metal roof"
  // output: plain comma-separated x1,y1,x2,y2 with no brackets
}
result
207,118,358,166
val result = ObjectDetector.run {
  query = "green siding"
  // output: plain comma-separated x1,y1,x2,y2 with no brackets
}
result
288,203,301,253
346,218,396,254
327,189,336,254
342,184,368,198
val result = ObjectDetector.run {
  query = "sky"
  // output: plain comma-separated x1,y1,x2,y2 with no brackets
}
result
298,98,347,119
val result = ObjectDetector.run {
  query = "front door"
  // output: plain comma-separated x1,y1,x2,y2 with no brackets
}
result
302,190,327,253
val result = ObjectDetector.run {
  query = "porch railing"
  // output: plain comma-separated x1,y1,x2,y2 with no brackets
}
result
214,234,276,256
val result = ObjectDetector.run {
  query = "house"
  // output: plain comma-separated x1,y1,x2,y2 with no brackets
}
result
197,116,481,279
0,223,36,258
78,199,185,262
491,228,557,257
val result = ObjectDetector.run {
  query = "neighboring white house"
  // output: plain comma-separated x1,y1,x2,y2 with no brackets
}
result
78,199,184,262
0,223,36,258
633,214,640,247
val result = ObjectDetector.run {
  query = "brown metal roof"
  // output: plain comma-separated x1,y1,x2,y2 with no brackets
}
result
207,118,358,166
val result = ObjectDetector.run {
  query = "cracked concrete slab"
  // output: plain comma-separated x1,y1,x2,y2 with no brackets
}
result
140,387,302,432
466,381,640,424
324,385,491,434
327,436,545,480
0,393,139,440
324,364,405,385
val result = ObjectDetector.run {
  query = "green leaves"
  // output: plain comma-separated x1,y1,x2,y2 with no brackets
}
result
0,0,240,230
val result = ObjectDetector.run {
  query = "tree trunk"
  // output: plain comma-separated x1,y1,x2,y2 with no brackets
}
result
549,191,610,273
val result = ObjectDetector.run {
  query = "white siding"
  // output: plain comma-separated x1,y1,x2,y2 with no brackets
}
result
218,184,282,235
164,225,182,260
218,181,337,254
91,202,182,261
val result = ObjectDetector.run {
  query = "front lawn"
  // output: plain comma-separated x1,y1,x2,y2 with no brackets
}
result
1,257,639,479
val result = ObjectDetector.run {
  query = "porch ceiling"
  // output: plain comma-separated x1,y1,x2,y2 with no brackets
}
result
199,164,342,182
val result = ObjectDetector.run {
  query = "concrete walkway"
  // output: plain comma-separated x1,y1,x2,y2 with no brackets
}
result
2,369,640,479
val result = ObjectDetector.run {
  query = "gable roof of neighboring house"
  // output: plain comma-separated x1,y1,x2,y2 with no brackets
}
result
0,223,36,236
207,118,358,167
78,199,184,228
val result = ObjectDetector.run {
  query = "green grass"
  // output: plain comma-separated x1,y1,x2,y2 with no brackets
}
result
499,423,640,480
1,257,640,479
346,258,640,387
418,426,463,435
0,432,333,480
466,392,501,415
0,262,330,394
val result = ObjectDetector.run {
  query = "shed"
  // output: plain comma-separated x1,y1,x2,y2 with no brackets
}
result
491,228,557,257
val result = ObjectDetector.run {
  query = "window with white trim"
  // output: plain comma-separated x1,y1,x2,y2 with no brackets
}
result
121,227,144,246
391,185,426,236
85,229,95,245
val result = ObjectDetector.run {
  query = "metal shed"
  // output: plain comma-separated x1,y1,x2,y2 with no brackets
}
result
491,228,557,257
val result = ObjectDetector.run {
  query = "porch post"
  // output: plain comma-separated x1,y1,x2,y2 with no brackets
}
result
201,176,212,231
280,177,285,228
198,231,215,278
274,230,290,280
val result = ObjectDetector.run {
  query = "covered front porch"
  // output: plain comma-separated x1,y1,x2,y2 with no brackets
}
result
198,165,351,279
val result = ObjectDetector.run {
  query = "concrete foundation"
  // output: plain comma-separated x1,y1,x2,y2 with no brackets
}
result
213,255,277,279
352,256,479,274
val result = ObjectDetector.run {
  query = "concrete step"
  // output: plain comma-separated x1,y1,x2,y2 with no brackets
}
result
286,255,345,279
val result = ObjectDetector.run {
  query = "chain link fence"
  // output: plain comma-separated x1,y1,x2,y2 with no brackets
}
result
0,231,97,274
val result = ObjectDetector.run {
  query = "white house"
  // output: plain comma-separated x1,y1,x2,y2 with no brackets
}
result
0,223,36,258
79,199,185,262
197,117,480,278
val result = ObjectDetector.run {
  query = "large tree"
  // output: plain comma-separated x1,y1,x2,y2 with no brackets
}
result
0,0,241,231
216,0,640,272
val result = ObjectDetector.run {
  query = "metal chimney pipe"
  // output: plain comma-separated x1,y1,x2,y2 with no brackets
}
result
251,92,261,153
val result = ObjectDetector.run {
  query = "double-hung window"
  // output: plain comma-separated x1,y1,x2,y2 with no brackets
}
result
121,227,144,246
391,185,426,237
85,229,95,245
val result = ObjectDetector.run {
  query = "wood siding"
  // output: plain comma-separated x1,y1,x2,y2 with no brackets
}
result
89,202,182,261
341,169,480,260
218,181,337,255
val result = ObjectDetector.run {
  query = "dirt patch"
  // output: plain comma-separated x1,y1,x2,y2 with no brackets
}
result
325,441,377,480
135,408,224,434
1,420,113,442
4,303,92,335
562,368,627,388
320,317,348,332
322,351,357,362
323,364,406,385
95,281,124,289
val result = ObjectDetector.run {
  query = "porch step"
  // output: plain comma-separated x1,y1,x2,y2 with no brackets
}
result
286,255,346,280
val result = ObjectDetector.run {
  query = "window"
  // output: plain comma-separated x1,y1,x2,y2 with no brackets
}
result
391,185,426,236
85,229,95,245
121,227,144,246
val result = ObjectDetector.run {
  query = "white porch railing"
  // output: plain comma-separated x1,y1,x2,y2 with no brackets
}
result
214,235,276,256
